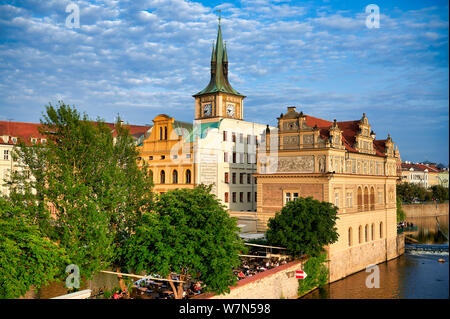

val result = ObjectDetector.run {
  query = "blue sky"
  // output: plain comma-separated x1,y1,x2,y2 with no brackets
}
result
0,0,448,164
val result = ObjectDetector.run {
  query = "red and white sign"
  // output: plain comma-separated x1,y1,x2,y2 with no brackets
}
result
296,270,308,279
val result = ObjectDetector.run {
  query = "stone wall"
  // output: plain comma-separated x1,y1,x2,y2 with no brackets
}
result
402,202,449,218
194,259,305,299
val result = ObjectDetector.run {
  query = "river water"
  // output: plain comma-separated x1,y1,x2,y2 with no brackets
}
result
302,215,449,299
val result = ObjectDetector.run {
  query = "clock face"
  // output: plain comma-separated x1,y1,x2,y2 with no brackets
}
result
203,103,212,116
226,104,235,117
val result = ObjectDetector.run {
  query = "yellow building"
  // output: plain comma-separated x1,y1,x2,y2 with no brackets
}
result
137,114,195,194
255,107,403,282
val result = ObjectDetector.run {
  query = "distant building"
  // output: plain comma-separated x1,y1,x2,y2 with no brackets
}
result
400,162,445,188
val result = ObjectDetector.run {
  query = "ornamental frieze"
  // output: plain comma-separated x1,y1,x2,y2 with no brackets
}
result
276,155,315,173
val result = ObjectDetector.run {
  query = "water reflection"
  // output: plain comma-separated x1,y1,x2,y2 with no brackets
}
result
303,215,449,299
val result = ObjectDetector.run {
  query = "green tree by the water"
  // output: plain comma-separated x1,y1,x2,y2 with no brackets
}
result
6,101,154,286
123,185,246,298
265,197,339,257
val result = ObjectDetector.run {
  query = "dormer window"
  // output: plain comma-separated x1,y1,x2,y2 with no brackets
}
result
41,138,46,144
11,137,17,144
31,138,37,144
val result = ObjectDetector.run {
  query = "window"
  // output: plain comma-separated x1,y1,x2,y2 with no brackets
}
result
160,170,165,184
346,192,352,208
380,222,383,238
232,133,236,143
239,192,244,203
255,192,257,202
371,223,375,241
247,135,251,144
232,192,236,203
3,150,9,160
232,152,236,163
164,126,167,140
173,155,178,159
239,133,243,143
223,131,227,141
186,154,191,159
224,152,228,162
172,170,178,184
160,127,163,140
247,174,251,184
185,169,191,184
293,193,299,201
335,193,339,207
365,225,368,242
161,155,165,160
348,227,353,247
149,156,153,160
225,192,229,203
247,192,251,202
239,153,244,163
240,173,244,184
224,172,229,184
285,192,291,203
232,173,236,184
359,226,362,244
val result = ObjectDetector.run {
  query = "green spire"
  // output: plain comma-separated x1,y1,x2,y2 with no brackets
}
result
223,41,228,63
193,21,243,97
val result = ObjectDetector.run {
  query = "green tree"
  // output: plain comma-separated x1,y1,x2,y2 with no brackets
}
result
0,198,68,299
431,185,449,202
266,197,339,257
7,101,153,283
298,253,329,296
396,196,406,222
123,185,246,298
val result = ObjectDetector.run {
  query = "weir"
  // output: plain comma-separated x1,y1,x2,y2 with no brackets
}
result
405,244,449,253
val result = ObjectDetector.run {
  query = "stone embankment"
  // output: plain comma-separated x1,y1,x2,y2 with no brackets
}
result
403,202,448,218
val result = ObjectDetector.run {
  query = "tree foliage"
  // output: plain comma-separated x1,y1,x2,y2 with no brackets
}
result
7,101,153,282
396,196,406,223
298,253,329,296
266,197,339,257
123,185,246,298
0,198,68,299
397,182,448,203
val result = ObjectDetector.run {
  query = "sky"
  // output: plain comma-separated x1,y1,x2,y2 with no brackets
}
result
0,0,448,164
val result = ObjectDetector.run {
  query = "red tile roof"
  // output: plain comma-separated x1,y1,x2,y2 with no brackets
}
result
402,162,442,172
0,120,151,145
303,115,388,157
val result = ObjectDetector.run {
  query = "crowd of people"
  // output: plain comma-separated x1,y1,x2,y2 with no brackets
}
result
397,221,416,230
234,256,292,281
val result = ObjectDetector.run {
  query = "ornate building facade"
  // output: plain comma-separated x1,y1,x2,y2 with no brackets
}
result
255,107,403,282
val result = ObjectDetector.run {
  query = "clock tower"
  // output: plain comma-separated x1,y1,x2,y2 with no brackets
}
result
193,21,245,122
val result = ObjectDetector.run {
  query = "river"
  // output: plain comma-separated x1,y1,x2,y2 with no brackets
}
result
302,215,449,299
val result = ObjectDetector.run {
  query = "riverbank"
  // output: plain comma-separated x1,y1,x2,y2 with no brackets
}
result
403,202,448,218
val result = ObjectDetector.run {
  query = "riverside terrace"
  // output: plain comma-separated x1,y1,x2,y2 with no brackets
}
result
96,243,292,299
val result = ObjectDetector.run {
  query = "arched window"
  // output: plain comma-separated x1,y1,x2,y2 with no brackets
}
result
380,222,383,238
160,127,163,140
365,225,368,242
364,186,369,211
359,225,362,244
160,170,165,184
185,169,191,184
164,126,167,140
172,170,178,184
348,227,353,247
357,187,363,212
371,223,375,241
370,187,375,210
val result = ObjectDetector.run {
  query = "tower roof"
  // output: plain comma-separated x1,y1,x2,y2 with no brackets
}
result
193,23,244,97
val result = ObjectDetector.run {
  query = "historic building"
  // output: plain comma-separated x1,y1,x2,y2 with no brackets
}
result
400,161,447,188
255,107,402,282
136,114,195,194
191,22,270,213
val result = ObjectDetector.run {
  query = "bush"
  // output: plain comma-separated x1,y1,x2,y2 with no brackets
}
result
298,253,329,296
